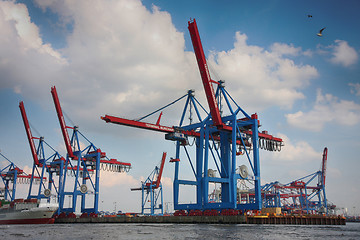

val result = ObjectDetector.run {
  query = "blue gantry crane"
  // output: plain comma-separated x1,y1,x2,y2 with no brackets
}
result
51,86,131,215
101,19,283,214
0,151,40,201
131,152,167,215
19,101,65,205
262,147,330,215
0,152,22,201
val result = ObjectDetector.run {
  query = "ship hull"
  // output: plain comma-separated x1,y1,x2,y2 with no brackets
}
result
0,203,58,225
0,217,55,224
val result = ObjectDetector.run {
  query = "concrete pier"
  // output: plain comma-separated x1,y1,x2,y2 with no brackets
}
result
55,214,345,225
246,215,345,225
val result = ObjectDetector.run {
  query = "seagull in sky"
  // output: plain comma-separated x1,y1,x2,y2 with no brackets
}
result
317,27,326,37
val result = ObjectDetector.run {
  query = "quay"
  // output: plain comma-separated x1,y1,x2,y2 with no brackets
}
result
246,215,345,225
55,214,345,225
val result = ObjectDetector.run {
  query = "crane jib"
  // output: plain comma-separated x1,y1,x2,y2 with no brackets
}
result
188,19,223,128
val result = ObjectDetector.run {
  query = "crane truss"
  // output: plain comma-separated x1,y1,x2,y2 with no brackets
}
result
0,152,41,201
262,148,329,215
171,82,264,211
131,152,167,215
102,18,283,213
51,86,131,215
19,101,65,206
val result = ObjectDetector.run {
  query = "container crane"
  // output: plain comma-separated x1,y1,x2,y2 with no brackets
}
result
0,152,41,201
262,147,329,215
170,18,266,212
102,19,283,213
131,152,167,215
51,86,131,215
19,101,65,204
0,152,22,201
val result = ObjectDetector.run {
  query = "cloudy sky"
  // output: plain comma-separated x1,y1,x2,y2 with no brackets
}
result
0,0,359,215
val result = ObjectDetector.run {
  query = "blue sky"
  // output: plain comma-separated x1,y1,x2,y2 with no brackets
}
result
0,0,359,215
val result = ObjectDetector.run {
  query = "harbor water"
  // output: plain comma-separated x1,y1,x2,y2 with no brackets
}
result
0,222,359,240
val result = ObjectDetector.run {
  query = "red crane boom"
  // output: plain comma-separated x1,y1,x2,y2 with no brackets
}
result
19,101,40,166
131,152,167,191
101,115,174,133
101,18,283,146
154,152,167,189
101,115,282,143
51,86,75,159
188,19,223,128
321,147,328,186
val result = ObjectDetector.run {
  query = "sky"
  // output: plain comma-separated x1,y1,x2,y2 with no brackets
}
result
0,0,359,215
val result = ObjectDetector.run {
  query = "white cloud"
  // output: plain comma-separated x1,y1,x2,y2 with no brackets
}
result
349,83,360,96
208,32,318,110
27,0,198,126
161,176,173,188
330,40,358,67
265,133,320,163
22,165,32,174
286,89,360,131
0,1,66,101
270,43,302,56
0,0,320,132
99,171,138,188
270,42,312,57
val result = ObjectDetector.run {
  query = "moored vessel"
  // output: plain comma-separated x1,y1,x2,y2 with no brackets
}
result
0,198,58,224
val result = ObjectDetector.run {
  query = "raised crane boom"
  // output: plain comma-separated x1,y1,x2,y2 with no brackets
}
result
155,152,167,189
321,147,328,187
188,19,223,128
51,86,75,159
19,101,40,166
131,152,167,191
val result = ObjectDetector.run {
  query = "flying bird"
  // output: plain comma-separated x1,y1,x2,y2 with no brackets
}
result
307,14,313,18
317,27,326,37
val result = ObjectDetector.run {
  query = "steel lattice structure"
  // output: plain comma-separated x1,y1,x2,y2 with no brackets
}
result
131,152,167,215
19,101,65,207
51,86,131,214
102,19,283,213
262,148,329,215
0,152,41,201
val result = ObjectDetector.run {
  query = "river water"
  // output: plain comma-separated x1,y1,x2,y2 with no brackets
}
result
1,222,359,240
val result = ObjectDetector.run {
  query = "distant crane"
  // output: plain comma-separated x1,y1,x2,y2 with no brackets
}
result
51,86,131,215
131,152,167,215
0,151,41,201
262,147,330,215
102,19,283,213
19,101,65,205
